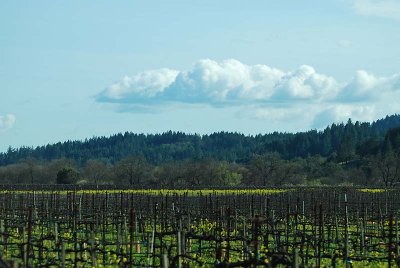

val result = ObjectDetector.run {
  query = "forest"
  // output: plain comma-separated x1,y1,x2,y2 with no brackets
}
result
1,114,400,187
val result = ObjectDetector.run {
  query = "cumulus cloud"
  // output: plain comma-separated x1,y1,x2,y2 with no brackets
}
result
164,59,286,104
352,0,400,20
272,65,339,101
98,68,179,103
0,114,16,132
338,71,400,102
97,58,400,130
98,58,400,106
97,59,342,105
98,59,287,104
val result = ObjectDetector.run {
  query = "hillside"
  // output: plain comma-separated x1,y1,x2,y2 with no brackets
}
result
1,114,400,166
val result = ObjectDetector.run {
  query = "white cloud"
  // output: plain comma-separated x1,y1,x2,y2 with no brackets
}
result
352,0,400,20
0,114,16,132
97,58,400,130
98,59,342,105
272,65,339,101
99,59,400,106
166,59,285,103
338,70,400,101
98,68,179,101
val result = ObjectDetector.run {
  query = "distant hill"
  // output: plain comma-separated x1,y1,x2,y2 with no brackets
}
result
1,114,400,166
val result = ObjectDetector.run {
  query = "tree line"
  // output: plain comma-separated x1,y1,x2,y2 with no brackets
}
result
0,114,400,187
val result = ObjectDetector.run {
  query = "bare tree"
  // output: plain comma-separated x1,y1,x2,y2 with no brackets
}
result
371,152,400,188
22,157,38,184
115,155,150,185
249,153,281,186
84,159,112,185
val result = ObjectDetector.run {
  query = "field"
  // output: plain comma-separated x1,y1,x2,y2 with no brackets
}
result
0,187,400,267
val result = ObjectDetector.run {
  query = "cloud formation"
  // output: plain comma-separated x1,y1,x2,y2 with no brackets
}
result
352,0,400,20
98,69,179,103
97,59,400,128
98,59,344,105
98,59,287,104
272,65,339,101
0,114,16,132
334,71,398,103
98,59,400,105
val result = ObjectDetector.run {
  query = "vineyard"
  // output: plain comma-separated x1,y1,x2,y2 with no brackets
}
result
0,187,400,267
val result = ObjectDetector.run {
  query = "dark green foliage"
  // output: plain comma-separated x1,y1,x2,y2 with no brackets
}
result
1,114,400,166
1,114,400,186
384,127,400,154
56,167,79,184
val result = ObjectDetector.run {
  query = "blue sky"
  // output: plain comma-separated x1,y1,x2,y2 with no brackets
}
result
1,0,400,152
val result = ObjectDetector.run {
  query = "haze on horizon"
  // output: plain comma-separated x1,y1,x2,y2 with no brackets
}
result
1,0,400,152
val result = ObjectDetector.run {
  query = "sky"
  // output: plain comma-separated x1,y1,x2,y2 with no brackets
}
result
1,0,400,152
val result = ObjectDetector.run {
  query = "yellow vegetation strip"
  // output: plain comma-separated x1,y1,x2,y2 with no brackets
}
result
0,188,290,196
